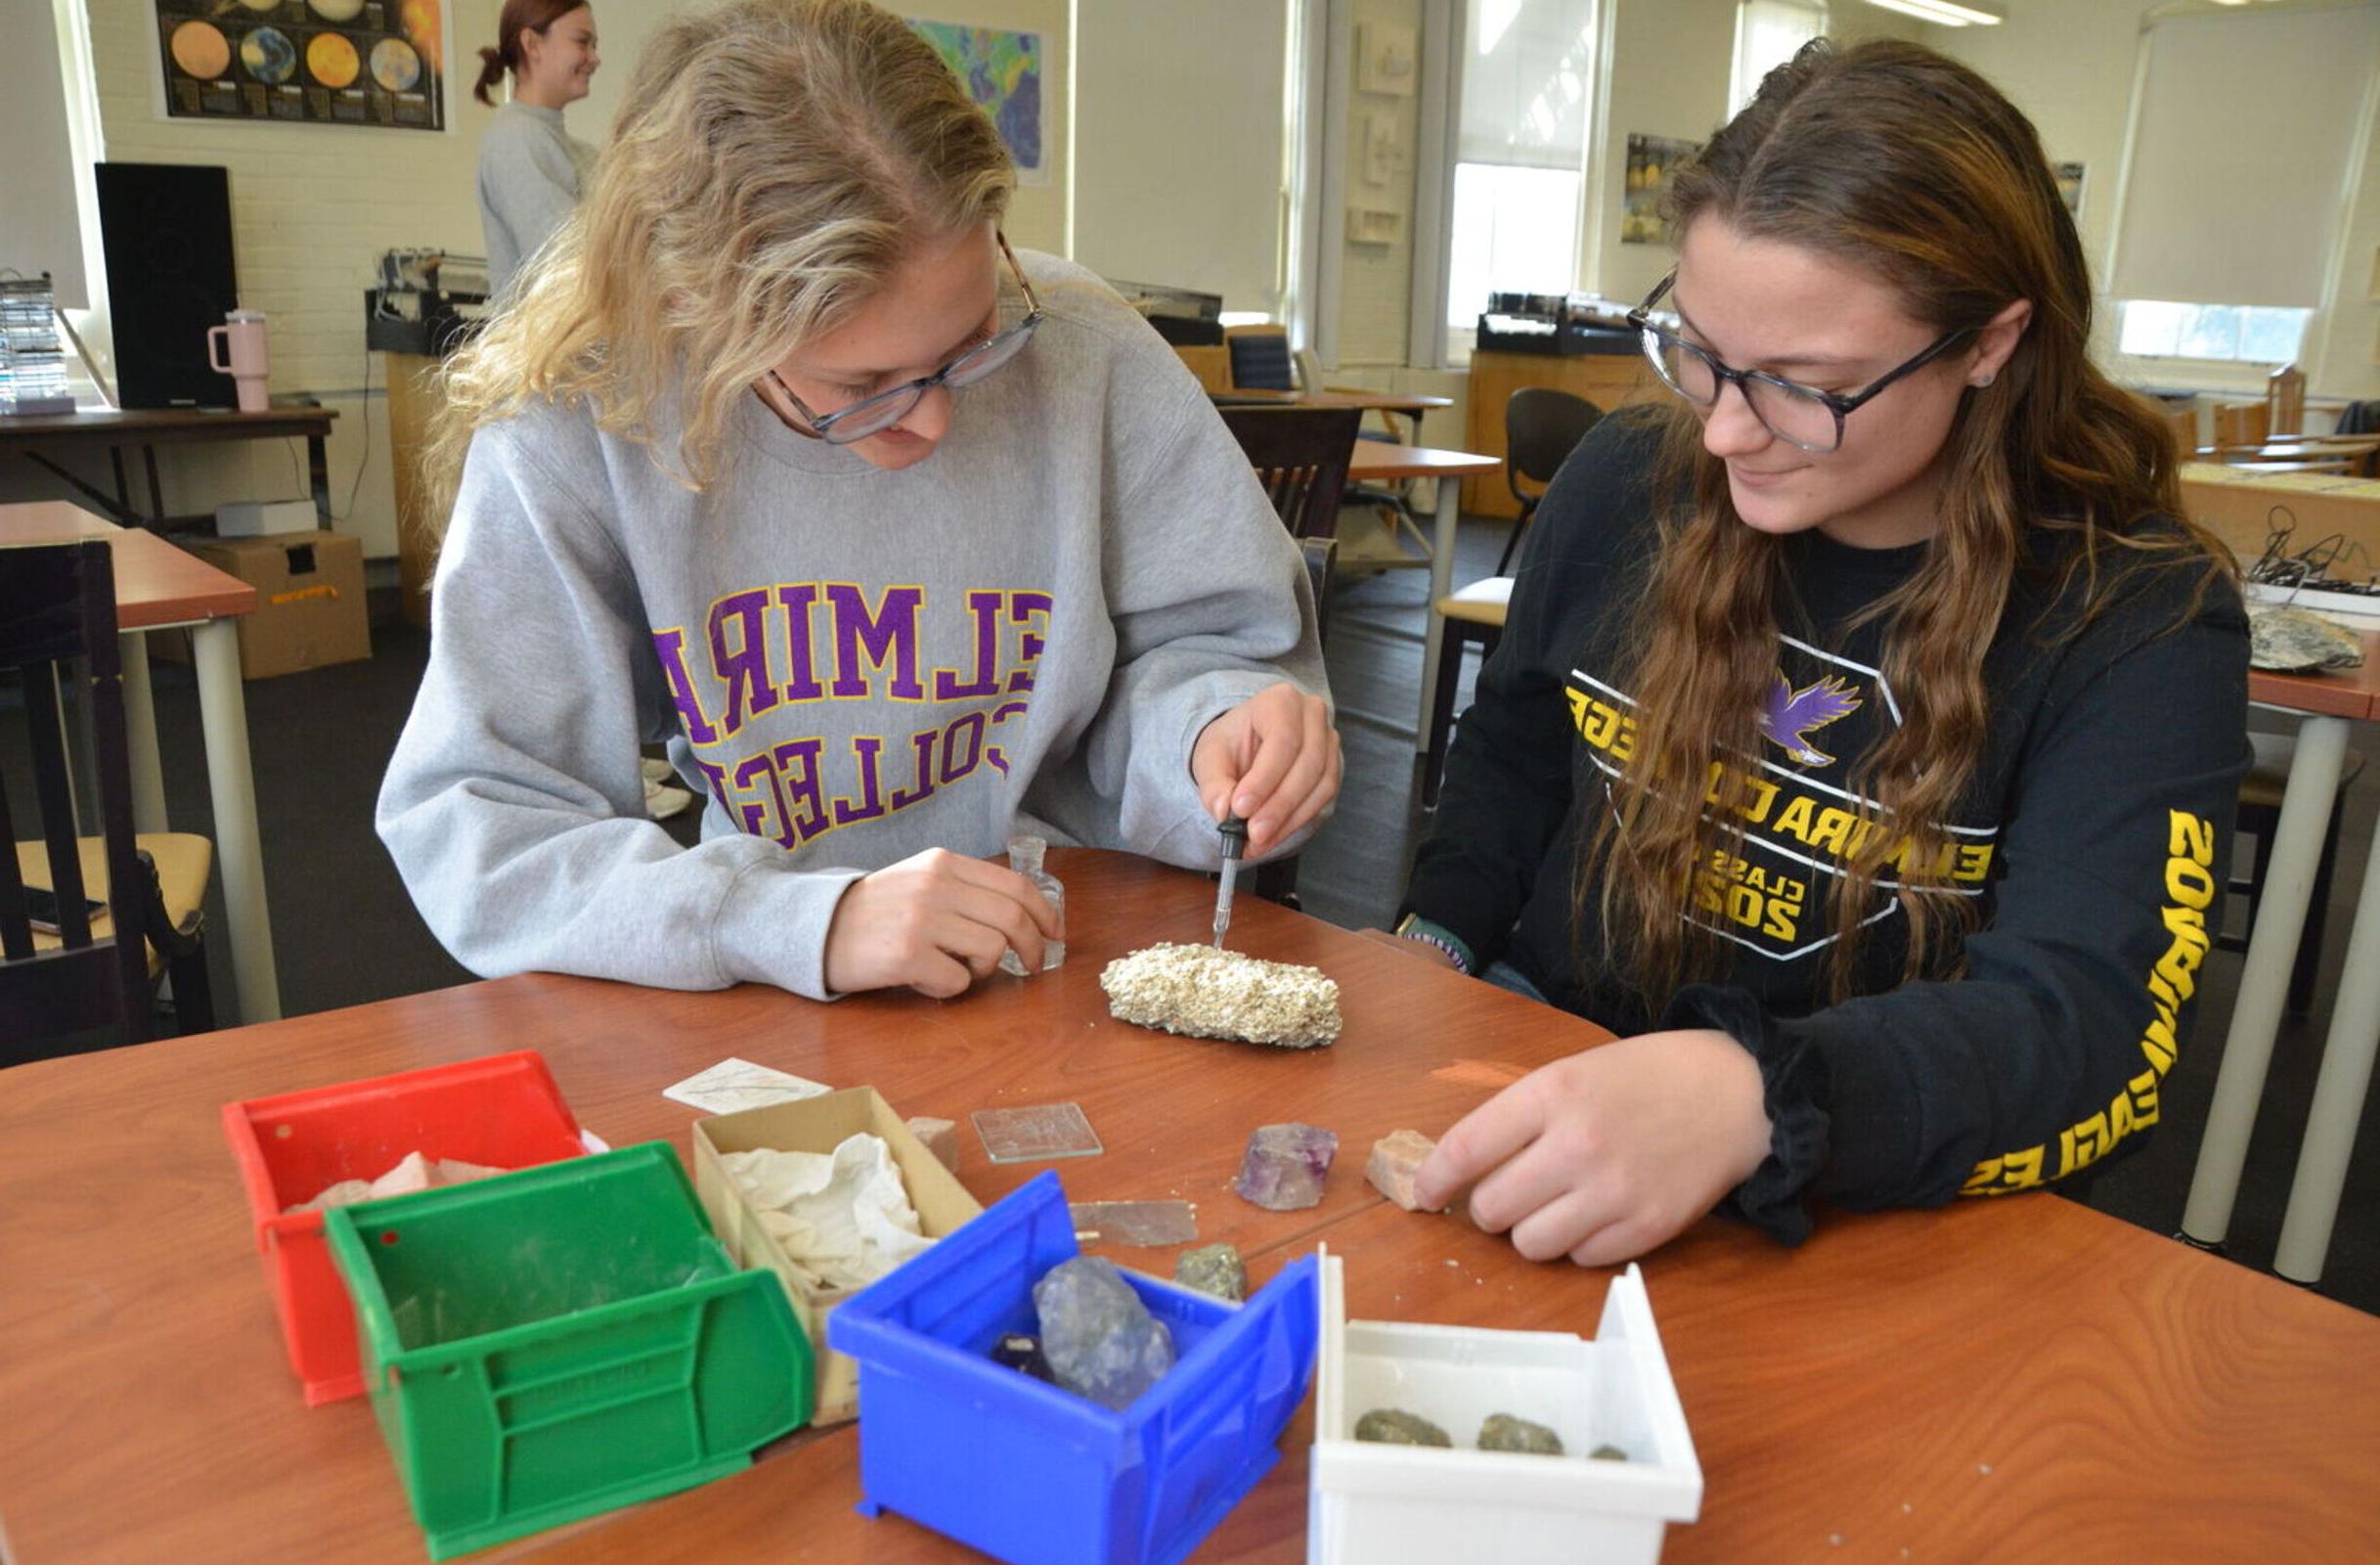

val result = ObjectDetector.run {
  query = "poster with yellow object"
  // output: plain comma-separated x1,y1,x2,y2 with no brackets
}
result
155,0,444,129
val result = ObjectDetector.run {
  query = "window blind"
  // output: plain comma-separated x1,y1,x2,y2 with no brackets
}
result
2109,4,2380,309
1458,0,1599,170
0,0,91,308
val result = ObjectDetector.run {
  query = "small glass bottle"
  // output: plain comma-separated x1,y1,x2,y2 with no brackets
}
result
997,834,1066,976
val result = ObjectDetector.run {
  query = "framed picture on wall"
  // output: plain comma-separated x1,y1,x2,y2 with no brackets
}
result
908,20,1048,186
2054,161,2087,219
154,0,445,130
1622,134,1700,246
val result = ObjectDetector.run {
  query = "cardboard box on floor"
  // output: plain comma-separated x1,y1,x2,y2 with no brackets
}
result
2181,462,2380,564
156,531,372,681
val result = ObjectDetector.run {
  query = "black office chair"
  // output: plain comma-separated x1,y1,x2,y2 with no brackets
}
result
1496,388,1603,575
1214,405,1361,910
2,541,215,1062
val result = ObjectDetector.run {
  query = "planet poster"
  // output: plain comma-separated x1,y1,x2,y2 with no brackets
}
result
155,0,445,129
907,19,1046,186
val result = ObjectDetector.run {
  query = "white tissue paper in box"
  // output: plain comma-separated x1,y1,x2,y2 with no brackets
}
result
721,1132,934,1292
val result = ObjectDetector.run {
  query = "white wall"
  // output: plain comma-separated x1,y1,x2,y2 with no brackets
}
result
1335,0,1427,366
1933,0,2380,402
1073,0,1288,314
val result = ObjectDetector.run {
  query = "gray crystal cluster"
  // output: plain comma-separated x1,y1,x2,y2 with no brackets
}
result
1099,943,1342,1049
1233,1123,1339,1211
1172,1241,1247,1302
1032,1255,1175,1410
1354,1408,1451,1446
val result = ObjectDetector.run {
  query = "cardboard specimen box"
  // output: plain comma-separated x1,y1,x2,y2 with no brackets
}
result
691,1086,982,1424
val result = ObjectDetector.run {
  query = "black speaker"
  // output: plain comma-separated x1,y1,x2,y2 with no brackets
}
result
95,163,239,410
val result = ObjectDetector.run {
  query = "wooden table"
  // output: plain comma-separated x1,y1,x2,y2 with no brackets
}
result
1211,387,1455,446
5,850,2377,1562
0,499,282,1023
1344,441,1503,754
0,404,337,530
2184,627,2380,1282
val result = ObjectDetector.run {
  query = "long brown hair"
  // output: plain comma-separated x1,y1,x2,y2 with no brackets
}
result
474,0,592,107
434,0,1014,514
1584,38,2227,1005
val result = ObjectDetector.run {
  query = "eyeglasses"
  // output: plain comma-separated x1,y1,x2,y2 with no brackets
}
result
1626,271,1973,454
766,231,1044,446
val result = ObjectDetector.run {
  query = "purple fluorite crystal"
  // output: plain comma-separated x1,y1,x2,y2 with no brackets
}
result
1233,1122,1339,1211
1032,1256,1175,1410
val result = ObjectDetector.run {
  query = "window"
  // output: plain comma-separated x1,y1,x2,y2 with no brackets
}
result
1444,0,1601,348
2108,5,2379,373
1732,0,1825,117
2116,300,2313,367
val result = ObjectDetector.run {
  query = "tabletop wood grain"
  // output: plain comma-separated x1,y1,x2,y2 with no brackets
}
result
3,850,2374,1563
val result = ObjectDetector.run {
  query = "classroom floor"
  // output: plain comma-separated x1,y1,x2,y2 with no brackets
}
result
18,509,2376,1319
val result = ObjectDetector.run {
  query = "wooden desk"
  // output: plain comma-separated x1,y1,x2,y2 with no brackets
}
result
2186,628,2380,1282
6,850,2376,1562
0,404,338,530
0,500,282,1023
1345,442,1504,754
1462,349,1662,519
1211,387,1455,446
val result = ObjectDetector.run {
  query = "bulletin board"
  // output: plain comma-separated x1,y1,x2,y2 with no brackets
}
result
154,0,445,130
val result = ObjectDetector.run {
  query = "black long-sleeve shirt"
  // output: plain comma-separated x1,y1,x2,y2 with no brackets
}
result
1403,419,2251,1239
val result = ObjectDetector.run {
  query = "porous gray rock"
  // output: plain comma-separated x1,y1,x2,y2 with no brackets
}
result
1099,943,1342,1049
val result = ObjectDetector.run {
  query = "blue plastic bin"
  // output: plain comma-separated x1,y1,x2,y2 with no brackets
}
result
828,1171,1320,1565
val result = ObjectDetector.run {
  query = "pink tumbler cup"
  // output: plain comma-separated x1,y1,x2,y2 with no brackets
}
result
207,310,270,412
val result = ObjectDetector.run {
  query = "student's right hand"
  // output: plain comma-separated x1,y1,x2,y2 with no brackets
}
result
821,848,1064,999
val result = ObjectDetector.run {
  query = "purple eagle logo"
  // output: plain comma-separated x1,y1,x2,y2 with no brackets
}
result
1760,670,1862,767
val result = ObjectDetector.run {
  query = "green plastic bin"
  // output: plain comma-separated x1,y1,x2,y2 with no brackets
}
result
325,1142,812,1559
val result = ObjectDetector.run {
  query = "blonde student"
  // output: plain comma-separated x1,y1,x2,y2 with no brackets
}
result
1387,40,2248,1263
380,0,1338,1002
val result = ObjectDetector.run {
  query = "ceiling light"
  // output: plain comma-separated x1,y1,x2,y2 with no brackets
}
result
1861,0,2007,24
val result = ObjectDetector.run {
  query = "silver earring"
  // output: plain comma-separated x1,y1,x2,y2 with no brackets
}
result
1973,374,1996,388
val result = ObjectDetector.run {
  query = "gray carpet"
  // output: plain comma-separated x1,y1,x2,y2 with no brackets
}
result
25,511,2376,1315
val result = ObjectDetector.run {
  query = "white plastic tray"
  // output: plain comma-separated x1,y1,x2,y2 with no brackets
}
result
1308,1251,1702,1565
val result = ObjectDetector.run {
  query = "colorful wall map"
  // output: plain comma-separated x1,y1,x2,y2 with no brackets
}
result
908,20,1043,176
155,0,444,130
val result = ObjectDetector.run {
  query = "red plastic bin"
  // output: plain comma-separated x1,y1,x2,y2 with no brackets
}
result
222,1051,589,1406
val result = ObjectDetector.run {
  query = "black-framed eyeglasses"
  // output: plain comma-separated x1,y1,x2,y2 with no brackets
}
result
1626,271,1973,454
766,231,1044,446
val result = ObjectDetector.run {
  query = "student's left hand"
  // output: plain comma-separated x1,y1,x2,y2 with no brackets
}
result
1191,682,1341,854
1413,1030,1773,1266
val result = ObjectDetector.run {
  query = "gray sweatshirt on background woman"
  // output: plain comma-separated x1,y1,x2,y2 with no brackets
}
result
477,101,596,296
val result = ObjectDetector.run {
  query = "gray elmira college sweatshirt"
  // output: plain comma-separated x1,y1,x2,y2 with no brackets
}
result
376,252,1328,1000
476,100,596,297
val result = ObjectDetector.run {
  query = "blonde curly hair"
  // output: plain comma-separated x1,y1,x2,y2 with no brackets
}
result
430,0,1014,519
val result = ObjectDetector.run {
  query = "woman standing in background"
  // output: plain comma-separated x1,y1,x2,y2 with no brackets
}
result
474,0,690,818
473,0,601,300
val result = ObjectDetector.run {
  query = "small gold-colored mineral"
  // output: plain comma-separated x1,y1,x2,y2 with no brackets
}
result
1098,943,1342,1049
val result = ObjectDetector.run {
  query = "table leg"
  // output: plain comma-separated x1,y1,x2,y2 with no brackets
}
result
2272,819,2380,1284
192,620,282,1023
143,445,166,528
2180,713,2349,1246
118,632,168,834
1414,475,1462,754
308,432,331,526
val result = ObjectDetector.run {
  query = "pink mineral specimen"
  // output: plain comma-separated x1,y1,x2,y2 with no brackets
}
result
905,1116,959,1173
1233,1122,1339,1211
1365,1129,1438,1211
